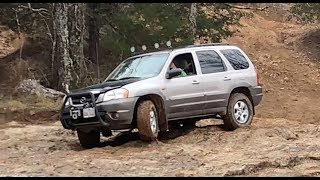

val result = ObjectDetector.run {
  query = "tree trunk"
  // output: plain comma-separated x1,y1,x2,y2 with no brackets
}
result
87,3,99,64
55,3,72,92
50,3,57,89
69,3,85,87
189,3,197,38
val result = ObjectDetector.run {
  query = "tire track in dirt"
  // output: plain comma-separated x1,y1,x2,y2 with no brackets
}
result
224,156,320,176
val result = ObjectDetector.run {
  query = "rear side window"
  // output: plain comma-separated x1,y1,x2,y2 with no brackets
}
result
220,49,249,70
196,50,225,74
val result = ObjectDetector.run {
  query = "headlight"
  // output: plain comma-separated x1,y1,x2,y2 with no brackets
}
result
103,88,129,102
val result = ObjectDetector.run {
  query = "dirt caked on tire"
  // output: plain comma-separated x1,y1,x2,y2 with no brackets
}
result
223,93,254,131
136,100,159,142
76,129,100,148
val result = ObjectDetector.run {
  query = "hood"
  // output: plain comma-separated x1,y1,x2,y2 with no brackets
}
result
70,78,143,94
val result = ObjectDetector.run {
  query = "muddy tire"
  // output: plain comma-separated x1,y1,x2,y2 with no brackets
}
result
76,129,100,148
223,93,253,131
136,100,159,142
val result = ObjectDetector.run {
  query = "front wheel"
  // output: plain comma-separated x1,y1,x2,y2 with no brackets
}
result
223,93,254,130
136,100,159,142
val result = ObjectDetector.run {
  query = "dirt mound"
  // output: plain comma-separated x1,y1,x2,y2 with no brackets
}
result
0,26,24,59
224,10,320,123
0,26,16,58
298,29,320,63
0,26,27,94
0,109,58,129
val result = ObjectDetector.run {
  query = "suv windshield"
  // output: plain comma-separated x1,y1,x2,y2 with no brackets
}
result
105,53,169,81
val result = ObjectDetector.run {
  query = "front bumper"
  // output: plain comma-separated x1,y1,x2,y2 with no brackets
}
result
60,92,138,130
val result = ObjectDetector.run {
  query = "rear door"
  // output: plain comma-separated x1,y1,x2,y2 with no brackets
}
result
194,49,233,115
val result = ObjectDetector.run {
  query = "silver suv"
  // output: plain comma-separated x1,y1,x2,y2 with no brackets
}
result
60,43,263,148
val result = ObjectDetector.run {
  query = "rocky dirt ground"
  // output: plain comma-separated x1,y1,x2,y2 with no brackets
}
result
1,118,320,177
1,6,320,177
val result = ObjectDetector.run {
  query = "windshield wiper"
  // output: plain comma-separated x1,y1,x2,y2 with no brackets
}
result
105,79,118,82
106,77,141,82
117,77,141,81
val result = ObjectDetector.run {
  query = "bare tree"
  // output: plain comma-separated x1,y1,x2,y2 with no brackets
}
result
69,3,86,87
55,3,73,92
189,3,197,38
87,3,100,65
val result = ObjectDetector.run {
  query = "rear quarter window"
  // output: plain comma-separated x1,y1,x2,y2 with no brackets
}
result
220,49,249,70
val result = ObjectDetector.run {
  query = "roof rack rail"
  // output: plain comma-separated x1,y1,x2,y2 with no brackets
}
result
175,43,230,49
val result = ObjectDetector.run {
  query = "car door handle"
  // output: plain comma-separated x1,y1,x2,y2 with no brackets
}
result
192,80,200,84
223,77,231,81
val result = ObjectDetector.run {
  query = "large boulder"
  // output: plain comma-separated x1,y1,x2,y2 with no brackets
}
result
14,79,65,99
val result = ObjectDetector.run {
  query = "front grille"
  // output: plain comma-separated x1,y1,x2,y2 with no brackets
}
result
64,111,107,125
61,91,110,128
70,94,100,105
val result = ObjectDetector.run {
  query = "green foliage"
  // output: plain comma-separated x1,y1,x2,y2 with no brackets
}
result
196,4,241,42
0,3,242,89
291,3,320,23
99,3,242,58
0,3,242,59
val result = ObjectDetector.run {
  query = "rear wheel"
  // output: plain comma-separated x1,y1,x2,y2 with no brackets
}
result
136,100,159,141
76,129,100,148
223,93,253,130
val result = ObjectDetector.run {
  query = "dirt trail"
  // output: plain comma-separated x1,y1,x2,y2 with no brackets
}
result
1,7,320,177
1,118,320,176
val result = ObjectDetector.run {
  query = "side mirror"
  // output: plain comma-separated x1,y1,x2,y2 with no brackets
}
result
166,68,182,79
